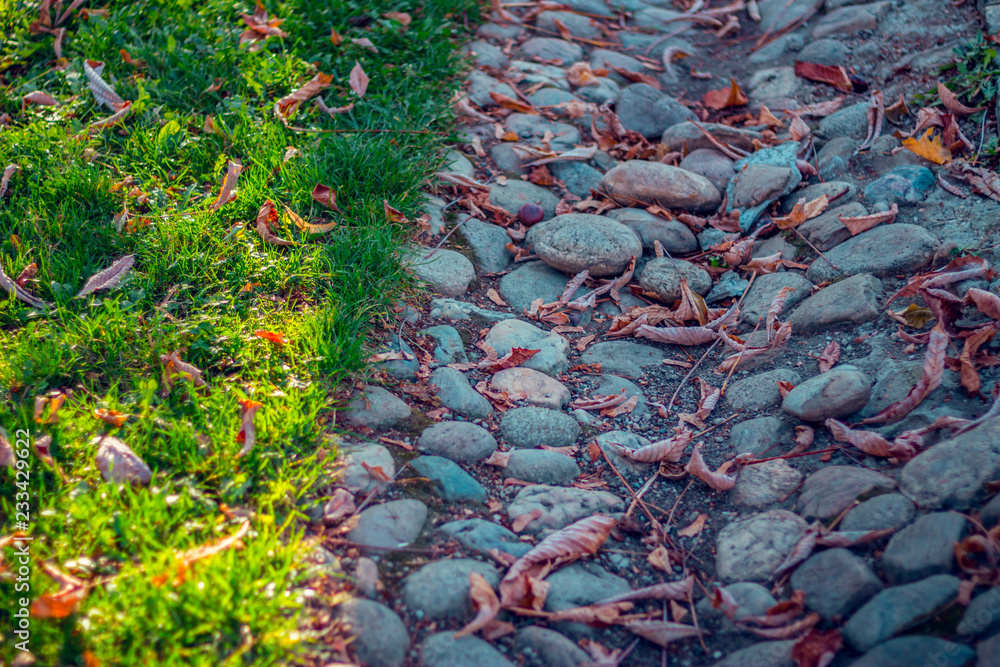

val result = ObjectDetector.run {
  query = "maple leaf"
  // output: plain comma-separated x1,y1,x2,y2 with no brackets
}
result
902,128,952,164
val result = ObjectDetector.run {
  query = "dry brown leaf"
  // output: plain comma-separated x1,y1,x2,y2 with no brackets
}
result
284,204,336,235
793,97,845,117
685,443,736,490
151,519,250,587
635,324,719,346
22,91,61,110
788,425,814,455
766,286,795,339
511,508,543,533
774,195,828,230
617,428,692,463
275,72,332,117
255,200,295,246
479,347,541,374
0,163,19,198
776,380,795,399
902,128,952,165
0,263,48,309
77,255,135,297
624,621,705,648
937,81,984,116
887,303,935,329
94,435,152,484
160,351,207,389
311,183,341,212
793,61,853,92
960,326,995,395
349,61,369,98
602,394,639,417
546,601,633,625
947,162,1000,202
964,288,1000,320
88,102,133,131
329,28,342,45
838,203,898,235
383,11,411,26
210,159,243,211
817,341,840,372
454,572,501,638
861,323,948,424
825,418,897,458
567,61,600,86
597,577,695,605
93,408,129,426
316,96,354,117
31,561,88,619
792,628,843,667
678,514,708,538
702,77,748,110
647,545,673,572
83,59,126,110
236,398,263,458
571,390,629,411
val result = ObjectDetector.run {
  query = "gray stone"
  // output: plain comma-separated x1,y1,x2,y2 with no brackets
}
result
781,367,872,421
484,319,570,377
595,374,649,418
489,180,561,221
734,459,803,507
753,235,798,261
711,641,795,667
707,270,751,303
444,149,475,179
781,181,858,213
505,113,581,152
476,22,523,40
500,407,580,448
463,39,508,69
344,386,411,429
812,5,877,38
550,161,603,198
731,164,797,210
740,272,814,326
749,66,799,101
527,86,581,108
526,214,643,277
791,549,883,620
616,83,696,139
439,519,532,557
492,367,571,409
662,121,763,154
430,367,493,419
589,49,646,80
516,626,590,667
818,102,870,140
420,633,514,667
758,0,820,32
406,247,476,297
543,562,631,636
598,161,721,211
729,417,796,457
467,70,518,108
797,466,896,521
748,32,804,66
423,194,449,236
337,599,408,667
458,218,512,273
507,485,622,533
798,202,866,251
639,257,712,302
411,456,488,503
862,165,936,208
698,582,778,626
576,77,620,105
505,449,579,484
715,510,810,582
842,574,960,652
818,136,856,179
850,636,975,667
521,37,583,63
979,632,1000,667
983,494,1000,528
595,431,656,476
508,60,572,92
882,512,966,585
580,340,668,378
632,7,697,30
417,422,498,463
422,325,467,365
841,493,917,533
900,417,1000,510
374,337,419,381
537,11,602,39
957,586,1000,639
429,298,516,323
340,442,396,494
787,274,883,333
348,499,428,550
490,143,527,177
798,38,850,65
679,148,736,192
404,559,500,620
604,208,698,254
728,369,802,412
499,261,585,313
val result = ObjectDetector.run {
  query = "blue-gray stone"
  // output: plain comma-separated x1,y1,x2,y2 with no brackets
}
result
439,519,532,557
505,449,579,485
458,218,513,273
411,456,487,503
863,165,935,206
849,636,974,667
707,271,750,304
422,325,467,365
727,141,802,231
842,574,960,652
499,406,581,448
430,367,493,419
376,337,419,380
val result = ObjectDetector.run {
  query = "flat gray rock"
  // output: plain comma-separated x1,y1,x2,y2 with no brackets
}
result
639,257,712,303
430,367,493,419
739,272,814,326
458,218,512,273
515,626,591,667
505,449,579,485
499,407,580,448
492,368,571,409
715,510,809,582
595,431,656,476
595,374,649,418
728,369,802,412
526,214,642,277
731,165,797,210
842,574,960,652
463,39,508,69
862,165,935,207
882,512,966,585
340,442,396,494
698,582,777,629
791,548,883,620
417,422,498,463
344,386,412,430
818,101,870,140
485,319,570,377
797,466,896,521
957,586,1000,639
467,70,518,108
429,298,516,322
729,417,795,457
805,224,939,283
711,641,795,667
411,456,488,504
419,633,514,667
422,325,467,365
337,599,408,667
679,148,735,193
841,493,917,533
615,83,696,139
374,337,419,380
521,37,583,63
507,485,622,533
579,340,668,378
404,558,500,621
439,519,532,557
787,274,883,333
812,4,877,38
818,136,856,179
550,161,603,198
598,161,721,212
489,180,561,221
798,202,867,251
543,562,631,637
749,66,799,101
537,10,602,39
733,459,802,508
781,367,872,421
662,121,763,154
348,499,428,550
505,113,580,152
499,261,587,313
406,247,476,297
849,636,975,667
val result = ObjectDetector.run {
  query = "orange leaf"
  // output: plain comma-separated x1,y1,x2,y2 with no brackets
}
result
838,203,898,235
329,28,342,45
236,399,263,458
702,77,747,110
902,128,952,165
93,408,129,427
255,200,295,246
454,572,501,638
793,61,853,92
210,159,243,211
254,330,288,345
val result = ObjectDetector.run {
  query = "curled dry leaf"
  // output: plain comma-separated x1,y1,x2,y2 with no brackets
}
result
323,488,356,523
857,91,884,152
511,508,543,533
960,325,995,395
255,200,295,246
685,443,736,491
793,97,845,118
635,324,719,346
817,341,840,372
94,435,152,484
773,531,818,579
792,628,843,667
766,286,795,339
478,347,541,373
773,195,828,230
454,572,501,638
826,418,917,460
742,612,820,640
838,203,898,236
946,162,1000,202
602,394,638,417
0,433,15,469
964,288,1000,320
678,513,708,538
161,351,207,389
547,601,633,625
597,576,695,606
349,61,369,98
567,61,600,86
499,514,616,609
31,561,88,619
311,183,341,212
83,59,126,110
210,159,243,211
937,81,984,116
0,261,48,309
0,163,19,197
151,519,250,587
316,96,354,116
618,428,692,463
861,324,948,424
793,61,853,92
776,380,795,399
484,450,512,467
624,621,705,648
885,254,990,307
236,398,263,458
702,77,748,110
22,91,60,110
77,255,135,297
788,425,814,455
571,390,630,411
88,102,132,131
275,72,332,117
284,203,336,235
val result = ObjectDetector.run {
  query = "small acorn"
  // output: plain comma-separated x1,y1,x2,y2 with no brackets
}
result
517,202,544,226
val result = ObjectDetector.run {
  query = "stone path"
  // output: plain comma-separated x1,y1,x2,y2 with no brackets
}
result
324,1,1000,665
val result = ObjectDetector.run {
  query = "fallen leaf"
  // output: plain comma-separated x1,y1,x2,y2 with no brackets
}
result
77,255,135,297
902,128,952,165
351,37,378,53
547,602,633,625
275,72,332,117
254,330,288,345
817,341,840,372
624,621,705,647
617,428,692,463
685,443,736,490
22,91,61,110
861,324,948,424
34,392,66,424
647,545,672,572
322,488,356,523
479,347,540,373
486,288,507,306
311,184,341,212
960,326,995,394
316,96,354,117
596,577,694,604
964,287,1000,320
838,203,898,235
635,325,719,346
567,61,600,86
946,162,1000,202
678,514,708,538
93,408,129,426
284,204,336,235
857,90,884,152
236,399,263,457
88,102,132,131
793,97,845,117
788,425,814,455
31,561,88,618
511,508,543,533
255,200,295,246
210,159,243,211
887,303,935,329
766,287,795,339
83,59,126,110
792,628,843,667
702,77,748,110
454,572,501,638
937,81,984,116
349,61,369,97
383,11,411,26
826,418,898,458
160,351,208,389
329,28,342,45
793,61,853,92
94,435,152,484
0,163,19,198
774,195,828,230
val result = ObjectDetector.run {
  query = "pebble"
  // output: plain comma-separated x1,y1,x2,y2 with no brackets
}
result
537,11,602,39
781,366,872,421
430,367,493,419
798,202,866,251
842,574,960,652
711,641,795,667
758,0,818,32
458,218,513,273
598,161,721,212
505,449,579,485
983,493,1000,527
748,32,804,64
862,165,936,207
417,422,498,463
730,164,797,211
748,66,799,101
526,214,643,277
406,247,476,297
490,144,528,176
632,7,696,30
786,274,883,333
348,499,428,550
509,61,572,92
817,136,856,179
818,102,870,140
439,519,532,557
485,319,570,376
849,636,975,667
520,37,583,63
337,599,409,667
604,207,698,254
738,272,814,326
797,466,896,521
411,456,488,503
505,113,581,152
715,509,809,582
698,582,777,627
404,558,500,621
374,337,419,381
419,633,514,667
489,180,561,221
576,77,620,105
580,340,668,379
979,632,1000,667
812,5,878,38
615,83,696,139
462,39,508,69
589,49,647,81
790,549,883,620
661,121,762,154
429,298,516,322
881,512,966,585
344,386,412,430
728,369,802,412
515,626,591,667
798,37,850,65
729,417,795,457
444,149,474,176
543,562,631,636
957,586,1000,639
550,161,603,198
899,416,1000,510
422,325,467,365
492,367,571,409
467,71,519,108
707,270,750,303
639,257,712,302
595,374,650,418
340,442,396,494
841,493,917,533
499,261,586,313
499,407,581,448
507,485,622,533
733,459,802,507
595,431,656,476
679,148,736,192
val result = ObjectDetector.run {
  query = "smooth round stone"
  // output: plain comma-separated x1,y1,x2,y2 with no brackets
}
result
790,549,883,620
798,202,865,251
490,143,527,176
516,627,591,667
615,83,696,139
598,161,721,212
577,77,620,105
417,422,498,463
505,113,581,151
411,456,488,503
786,274,883,333
404,559,500,621
507,485,622,533
543,562,631,637
863,165,936,207
348,499,428,550
781,367,872,421
729,416,795,457
439,519,532,558
727,369,802,412
492,367,571,409
520,37,583,63
537,11,602,39
420,633,514,667
527,214,642,277
881,512,966,585
679,148,735,192
841,493,917,533
340,442,396,494
462,39,508,69
738,272,814,326
430,367,493,419
499,260,587,313
550,161,603,198
850,637,975,667
812,5,877,39
489,180,561,221
730,164,796,210
662,121,763,154
818,101,870,140
638,257,711,302
799,38,850,65
467,70,518,108
505,449,579,484
733,459,802,508
604,207,698,254
499,407,581,448
484,319,570,376
337,599,408,667
422,325,466,365
406,247,475,297
458,218,512,273
344,386,411,429
797,466,896,521
579,340,668,378
748,66,799,100
715,510,809,582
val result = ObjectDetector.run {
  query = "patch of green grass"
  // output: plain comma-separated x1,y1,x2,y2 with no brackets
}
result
0,0,476,664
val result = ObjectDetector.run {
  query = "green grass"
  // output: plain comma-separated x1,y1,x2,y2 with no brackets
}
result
0,0,475,664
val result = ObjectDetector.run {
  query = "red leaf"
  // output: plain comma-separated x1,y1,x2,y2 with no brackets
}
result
861,324,948,424
479,347,541,373
702,77,747,110
792,628,843,667
311,183,341,211
254,330,288,345
793,61,853,92
684,443,736,490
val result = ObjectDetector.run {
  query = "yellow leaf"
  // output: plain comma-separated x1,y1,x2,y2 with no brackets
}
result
901,128,952,165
